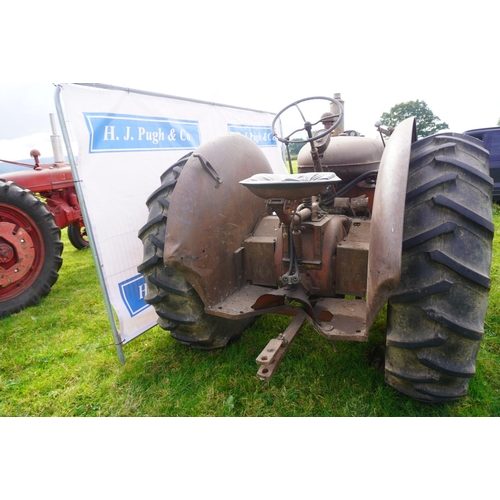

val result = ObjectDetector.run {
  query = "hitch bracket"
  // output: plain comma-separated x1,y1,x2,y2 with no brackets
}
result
256,312,306,380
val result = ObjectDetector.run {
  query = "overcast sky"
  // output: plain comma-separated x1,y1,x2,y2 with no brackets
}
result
1,0,498,160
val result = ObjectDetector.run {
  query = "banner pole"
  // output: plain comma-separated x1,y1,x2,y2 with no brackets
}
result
54,85,126,364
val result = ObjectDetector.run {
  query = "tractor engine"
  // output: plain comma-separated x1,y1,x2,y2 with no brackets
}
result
242,201,371,299
241,94,384,300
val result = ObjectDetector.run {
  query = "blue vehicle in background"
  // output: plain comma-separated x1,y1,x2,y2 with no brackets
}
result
465,127,500,202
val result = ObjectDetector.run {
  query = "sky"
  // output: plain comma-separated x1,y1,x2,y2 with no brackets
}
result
1,0,498,161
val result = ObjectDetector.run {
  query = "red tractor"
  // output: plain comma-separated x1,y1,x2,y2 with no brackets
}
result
0,116,87,318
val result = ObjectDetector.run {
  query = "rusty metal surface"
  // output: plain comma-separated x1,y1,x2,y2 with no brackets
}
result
297,136,383,186
251,284,315,319
164,134,274,307
312,298,368,341
242,210,348,298
205,283,302,319
256,338,284,366
279,215,348,297
206,282,368,344
365,117,417,330
256,313,306,380
335,219,370,296
243,235,277,286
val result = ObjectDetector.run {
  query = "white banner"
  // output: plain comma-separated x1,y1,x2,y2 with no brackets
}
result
56,83,285,348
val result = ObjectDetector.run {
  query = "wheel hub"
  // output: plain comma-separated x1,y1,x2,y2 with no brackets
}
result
0,243,14,263
0,222,35,285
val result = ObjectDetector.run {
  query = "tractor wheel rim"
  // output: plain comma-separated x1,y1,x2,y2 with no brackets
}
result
0,203,45,300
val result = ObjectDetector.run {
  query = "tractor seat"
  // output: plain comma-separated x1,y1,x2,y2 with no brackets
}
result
240,172,341,200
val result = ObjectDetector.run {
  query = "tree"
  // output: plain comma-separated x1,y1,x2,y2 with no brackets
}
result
380,100,449,139
287,139,307,156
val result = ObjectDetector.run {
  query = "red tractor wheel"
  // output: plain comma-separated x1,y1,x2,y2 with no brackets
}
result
68,221,89,250
0,180,63,317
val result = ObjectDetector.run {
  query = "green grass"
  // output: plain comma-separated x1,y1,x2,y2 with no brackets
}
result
1,206,499,417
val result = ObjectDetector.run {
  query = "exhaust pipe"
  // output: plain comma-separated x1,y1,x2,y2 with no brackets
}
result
50,113,65,163
330,92,345,136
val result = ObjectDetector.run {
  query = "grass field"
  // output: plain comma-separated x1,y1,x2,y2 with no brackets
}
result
0,206,499,417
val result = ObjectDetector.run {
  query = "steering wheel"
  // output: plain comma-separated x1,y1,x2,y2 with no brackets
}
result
271,96,344,145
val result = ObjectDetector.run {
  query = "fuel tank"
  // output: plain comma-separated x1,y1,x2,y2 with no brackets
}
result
297,136,384,189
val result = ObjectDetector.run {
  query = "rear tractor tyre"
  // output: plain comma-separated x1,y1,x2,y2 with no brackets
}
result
0,180,63,317
138,154,253,349
385,133,494,403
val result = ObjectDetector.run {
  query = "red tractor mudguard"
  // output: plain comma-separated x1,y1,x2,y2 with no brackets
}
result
163,133,275,307
366,117,417,329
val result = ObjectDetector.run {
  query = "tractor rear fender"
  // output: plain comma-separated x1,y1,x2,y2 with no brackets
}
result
163,133,274,307
366,117,417,330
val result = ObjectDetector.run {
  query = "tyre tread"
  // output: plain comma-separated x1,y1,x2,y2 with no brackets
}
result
0,180,63,317
385,133,493,402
